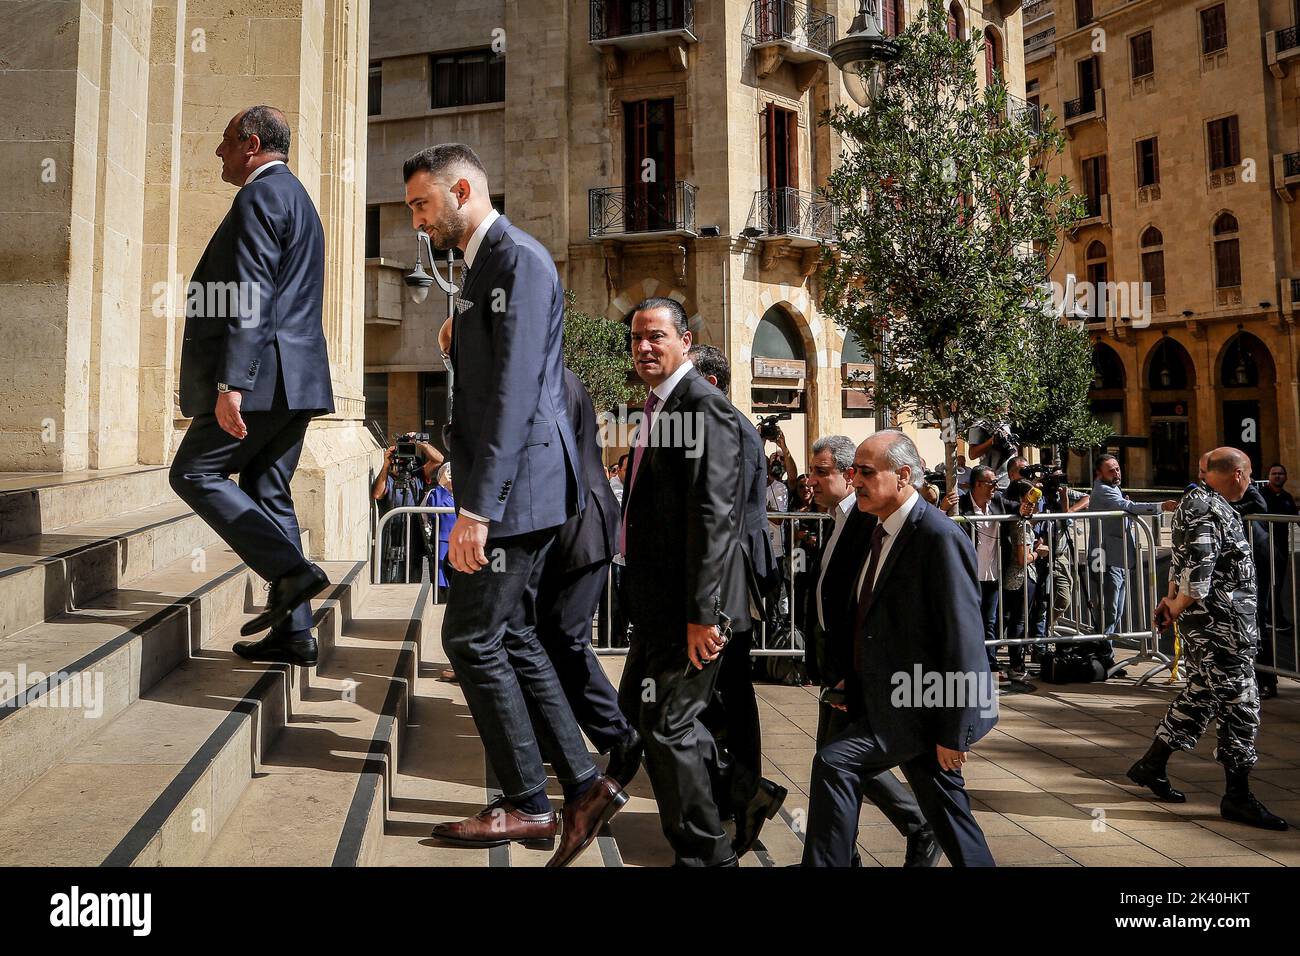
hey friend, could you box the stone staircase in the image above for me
[0,468,806,867]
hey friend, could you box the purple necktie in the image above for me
[618,390,660,556]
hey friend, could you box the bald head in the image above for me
[1204,446,1251,501]
[216,105,290,186]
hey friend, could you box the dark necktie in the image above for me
[617,390,661,556]
[852,523,888,670]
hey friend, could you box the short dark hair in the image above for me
[688,344,730,391]
[403,143,488,184]
[616,453,629,469]
[1268,462,1286,473]
[1094,453,1119,476]
[969,465,996,487]
[1005,479,1034,502]
[1008,455,1029,473]
[631,296,690,337]
[237,106,291,156]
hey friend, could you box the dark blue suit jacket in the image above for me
[448,215,583,536]
[854,497,998,754]
[551,368,619,572]
[179,164,334,417]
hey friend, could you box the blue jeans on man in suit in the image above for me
[441,529,598,802]
[979,580,1000,669]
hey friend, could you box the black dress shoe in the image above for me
[240,563,330,637]
[1221,793,1289,831]
[1126,759,1186,802]
[605,729,643,789]
[733,778,788,859]
[233,630,320,666]
[904,827,942,867]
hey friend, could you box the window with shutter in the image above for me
[1215,238,1241,288]
[1200,4,1227,54]
[1136,138,1159,187]
[1207,117,1239,170]
[429,49,506,109]
[1142,251,1166,296]
[1130,32,1154,79]
[1076,0,1094,27]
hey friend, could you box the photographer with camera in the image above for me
[967,410,1018,490]
[371,432,445,584]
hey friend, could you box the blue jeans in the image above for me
[441,528,597,802]
[979,580,1000,668]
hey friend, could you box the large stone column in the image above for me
[0,0,154,471]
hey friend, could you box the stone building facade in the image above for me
[1026,0,1300,487]
[1,0,375,558]
[366,0,1029,472]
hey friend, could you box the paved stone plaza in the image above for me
[381,625,1300,867]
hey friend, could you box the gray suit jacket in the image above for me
[1088,479,1160,567]
[448,215,584,537]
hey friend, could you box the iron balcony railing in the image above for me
[1285,151,1300,178]
[744,0,837,56]
[1064,90,1098,120]
[748,187,839,241]
[1023,0,1051,23]
[590,0,695,42]
[589,181,698,238]
[1006,93,1042,132]
[1279,25,1300,53]
[1026,26,1056,53]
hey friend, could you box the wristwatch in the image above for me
[216,383,231,393]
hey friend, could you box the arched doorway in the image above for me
[1086,342,1126,480]
[1145,336,1196,487]
[1219,331,1277,477]
[752,304,809,467]
[947,1,966,40]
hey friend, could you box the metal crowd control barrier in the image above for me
[951,510,1172,683]
[1244,513,1300,681]
[371,506,456,601]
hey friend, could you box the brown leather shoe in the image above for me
[546,775,628,868]
[430,799,557,849]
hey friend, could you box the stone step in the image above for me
[0,561,368,866]
[0,466,174,544]
[202,583,434,867]
[0,541,319,812]
[0,500,221,642]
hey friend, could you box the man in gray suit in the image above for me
[1088,454,1176,670]
[404,144,625,867]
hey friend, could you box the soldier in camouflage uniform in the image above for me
[1127,447,1288,831]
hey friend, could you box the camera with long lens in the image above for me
[390,431,430,481]
[1021,462,1067,503]
[923,469,947,494]
[756,412,791,442]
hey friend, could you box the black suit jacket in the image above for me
[812,505,874,685]
[179,164,334,417]
[551,369,619,572]
[448,214,584,536]
[623,366,754,635]
[853,497,998,754]
[736,409,776,613]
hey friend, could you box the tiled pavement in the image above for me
[379,651,1300,867]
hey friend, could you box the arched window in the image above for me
[1140,226,1165,298]
[1148,336,1192,391]
[1213,212,1241,289]
[1085,240,1108,319]
[1091,343,1125,391]
[947,1,964,40]
[752,305,806,411]
[883,0,904,38]
[1221,334,1260,389]
[984,27,1002,86]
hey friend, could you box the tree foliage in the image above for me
[562,290,638,412]
[820,5,1105,471]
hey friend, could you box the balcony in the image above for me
[589,181,698,241]
[1266,25,1300,77]
[1272,152,1300,201]
[746,188,838,247]
[1063,88,1104,137]
[1067,193,1110,241]
[1006,94,1042,133]
[1025,25,1056,62]
[1023,0,1052,25]
[590,0,697,48]
[1285,278,1300,317]
[364,259,408,327]
[745,0,837,85]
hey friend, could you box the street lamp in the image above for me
[829,0,900,108]
[404,230,459,305]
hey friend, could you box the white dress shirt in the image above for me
[815,492,858,631]
[970,496,999,582]
[854,489,921,598]
[243,159,286,186]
